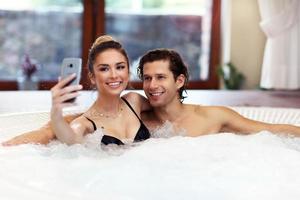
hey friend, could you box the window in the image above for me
[0,0,83,89]
[0,0,220,90]
[103,0,220,88]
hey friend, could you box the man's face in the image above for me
[142,60,183,107]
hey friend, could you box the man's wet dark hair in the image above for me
[137,48,189,102]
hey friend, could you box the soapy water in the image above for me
[1,125,300,200]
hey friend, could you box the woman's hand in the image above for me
[50,73,83,118]
[50,74,85,144]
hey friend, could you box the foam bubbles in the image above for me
[0,131,300,200]
[151,121,187,138]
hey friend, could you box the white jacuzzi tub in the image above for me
[0,91,300,200]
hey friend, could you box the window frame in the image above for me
[0,0,220,90]
[127,0,221,89]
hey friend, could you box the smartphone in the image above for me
[60,58,82,102]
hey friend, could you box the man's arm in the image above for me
[218,107,300,137]
[1,114,81,146]
[2,125,55,146]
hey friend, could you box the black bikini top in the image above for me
[85,97,150,145]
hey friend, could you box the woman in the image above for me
[3,35,151,146]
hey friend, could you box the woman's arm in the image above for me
[50,74,87,145]
[51,115,88,145]
[2,74,87,146]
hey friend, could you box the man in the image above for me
[3,49,300,146]
[137,49,300,137]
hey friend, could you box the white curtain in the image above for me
[258,0,300,89]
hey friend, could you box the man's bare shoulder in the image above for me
[187,104,233,118]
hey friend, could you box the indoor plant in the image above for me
[218,62,245,90]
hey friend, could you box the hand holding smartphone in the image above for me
[60,58,82,102]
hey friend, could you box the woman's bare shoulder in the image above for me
[59,113,81,123]
[122,91,143,101]
[68,114,87,128]
[70,112,96,134]
[122,92,151,112]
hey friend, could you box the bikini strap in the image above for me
[121,97,142,121]
[85,116,97,131]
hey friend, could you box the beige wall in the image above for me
[230,0,266,89]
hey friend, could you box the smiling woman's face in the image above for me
[90,48,129,96]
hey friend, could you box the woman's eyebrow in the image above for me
[116,61,126,65]
[96,61,126,67]
[95,63,109,68]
